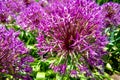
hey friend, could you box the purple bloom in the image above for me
[24,66,32,73]
[0,26,33,79]
[50,64,66,74]
[101,2,120,26]
[0,1,10,23]
[78,65,92,77]
[70,70,77,77]
[21,56,34,63]
[22,74,32,80]
[3,0,25,17]
[36,0,108,77]
[17,2,47,31]
[0,0,37,23]
[0,0,26,24]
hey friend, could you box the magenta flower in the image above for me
[17,2,48,31]
[3,0,25,17]
[101,2,120,26]
[0,26,33,79]
[0,0,36,22]
[70,70,77,77]
[0,1,10,24]
[36,0,108,77]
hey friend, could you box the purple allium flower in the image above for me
[78,64,92,77]
[0,26,33,79]
[36,0,108,77]
[50,63,66,74]
[17,2,47,31]
[22,74,32,80]
[0,1,10,23]
[3,0,25,17]
[21,56,34,63]
[70,70,77,77]
[24,65,32,73]
[101,2,120,26]
[19,56,34,73]
[0,0,37,23]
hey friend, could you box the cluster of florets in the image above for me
[0,27,34,79]
[36,0,108,77]
[101,2,120,27]
[0,1,9,23]
[17,2,48,31]
[0,0,36,24]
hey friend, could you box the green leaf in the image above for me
[106,63,113,71]
[36,72,45,79]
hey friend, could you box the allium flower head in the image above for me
[0,26,33,79]
[37,0,108,77]
[3,0,25,17]
[0,0,36,18]
[0,0,37,24]
[0,1,9,23]
[101,2,120,26]
[17,2,48,31]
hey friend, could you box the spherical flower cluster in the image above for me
[0,0,36,23]
[3,0,25,17]
[0,0,25,24]
[0,26,34,79]
[17,2,48,31]
[101,2,120,26]
[37,0,108,77]
[0,1,9,24]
